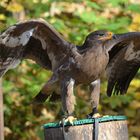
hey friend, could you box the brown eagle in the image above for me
[0,19,139,123]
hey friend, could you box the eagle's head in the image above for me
[86,30,115,43]
[86,30,114,42]
[76,30,117,53]
[82,30,116,49]
[81,30,116,49]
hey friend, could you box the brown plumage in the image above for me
[38,31,140,119]
[0,19,115,121]
[106,32,140,96]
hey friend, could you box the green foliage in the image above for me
[0,0,140,139]
[127,4,140,13]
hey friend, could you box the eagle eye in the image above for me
[98,33,104,36]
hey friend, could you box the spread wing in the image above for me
[0,19,70,76]
[106,32,140,96]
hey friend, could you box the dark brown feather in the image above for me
[106,32,140,96]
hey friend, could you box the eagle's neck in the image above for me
[76,40,105,54]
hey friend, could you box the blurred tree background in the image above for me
[0,0,140,139]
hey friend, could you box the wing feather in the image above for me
[106,32,140,96]
[0,19,70,75]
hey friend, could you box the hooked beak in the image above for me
[99,31,114,41]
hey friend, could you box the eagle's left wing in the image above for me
[106,32,140,96]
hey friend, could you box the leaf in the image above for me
[6,2,23,12]
[127,4,140,13]
[79,11,106,24]
[86,1,101,10]
[0,14,6,20]
[103,17,130,32]
[107,0,128,6]
[129,101,140,109]
[52,19,67,32]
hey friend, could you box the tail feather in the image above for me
[32,91,61,104]
[32,92,49,104]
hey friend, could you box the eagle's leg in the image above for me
[32,74,58,104]
[87,79,101,118]
[61,78,77,124]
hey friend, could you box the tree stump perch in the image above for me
[44,116,128,140]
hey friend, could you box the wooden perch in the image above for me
[44,116,128,140]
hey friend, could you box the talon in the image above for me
[60,116,77,125]
[92,113,101,118]
[65,116,77,125]
[87,107,102,119]
[87,113,101,119]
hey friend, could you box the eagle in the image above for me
[36,31,140,120]
[0,19,139,123]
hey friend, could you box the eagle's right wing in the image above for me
[0,19,70,76]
